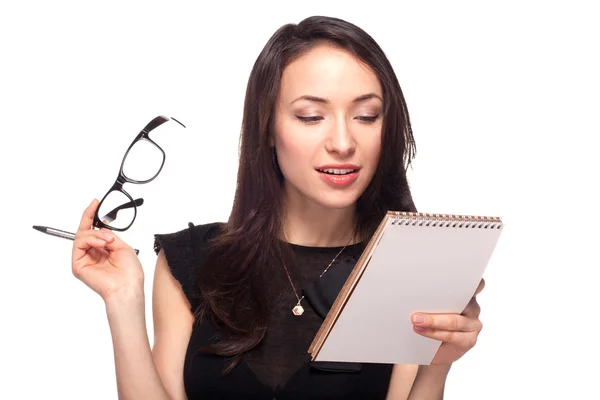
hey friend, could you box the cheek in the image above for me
[276,135,303,160]
[361,134,382,170]
[274,121,316,166]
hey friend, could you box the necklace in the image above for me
[282,235,353,316]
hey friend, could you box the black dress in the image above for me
[154,222,393,400]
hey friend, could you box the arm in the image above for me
[386,364,419,399]
[386,364,450,400]
[105,249,194,400]
[151,249,195,399]
[406,365,451,399]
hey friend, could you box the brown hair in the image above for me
[196,15,417,373]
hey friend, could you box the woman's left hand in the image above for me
[411,278,485,365]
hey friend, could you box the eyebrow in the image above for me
[290,93,383,105]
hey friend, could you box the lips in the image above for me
[316,164,360,186]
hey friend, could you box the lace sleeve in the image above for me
[153,222,223,312]
[154,223,202,312]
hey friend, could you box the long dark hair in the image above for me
[196,15,417,372]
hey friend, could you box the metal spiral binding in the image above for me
[389,212,502,229]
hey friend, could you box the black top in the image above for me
[154,222,393,400]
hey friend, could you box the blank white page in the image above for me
[314,219,504,364]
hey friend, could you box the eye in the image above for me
[356,114,380,123]
[296,115,324,124]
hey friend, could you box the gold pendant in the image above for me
[292,304,304,316]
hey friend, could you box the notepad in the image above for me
[308,211,504,365]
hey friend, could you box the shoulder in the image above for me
[154,221,223,256]
[153,221,224,310]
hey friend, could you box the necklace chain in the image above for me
[282,235,354,316]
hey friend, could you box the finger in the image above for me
[412,313,482,332]
[77,230,116,244]
[72,232,109,259]
[72,230,114,260]
[462,297,481,318]
[77,226,134,256]
[92,229,131,254]
[474,278,485,296]
[413,327,479,350]
[77,199,99,232]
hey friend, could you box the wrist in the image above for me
[417,363,452,378]
[104,285,145,316]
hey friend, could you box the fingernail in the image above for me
[103,233,113,240]
[414,326,427,332]
[413,314,426,324]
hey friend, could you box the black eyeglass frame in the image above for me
[93,115,185,232]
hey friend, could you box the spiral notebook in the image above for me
[308,211,504,365]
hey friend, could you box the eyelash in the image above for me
[296,114,380,124]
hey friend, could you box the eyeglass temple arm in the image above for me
[100,198,144,222]
[142,115,186,133]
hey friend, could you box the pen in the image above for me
[32,225,140,255]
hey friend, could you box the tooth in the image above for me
[319,168,355,175]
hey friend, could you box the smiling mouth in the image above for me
[317,168,357,175]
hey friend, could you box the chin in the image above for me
[311,190,362,210]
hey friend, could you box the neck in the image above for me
[281,190,357,248]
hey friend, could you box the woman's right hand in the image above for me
[71,199,145,303]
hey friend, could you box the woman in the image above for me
[72,16,484,399]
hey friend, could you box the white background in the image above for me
[1,1,598,399]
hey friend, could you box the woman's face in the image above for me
[273,43,383,211]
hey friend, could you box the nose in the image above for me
[325,116,356,157]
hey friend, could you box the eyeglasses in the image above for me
[33,115,185,256]
[32,199,145,254]
[93,115,186,232]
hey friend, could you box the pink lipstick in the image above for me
[316,164,360,187]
